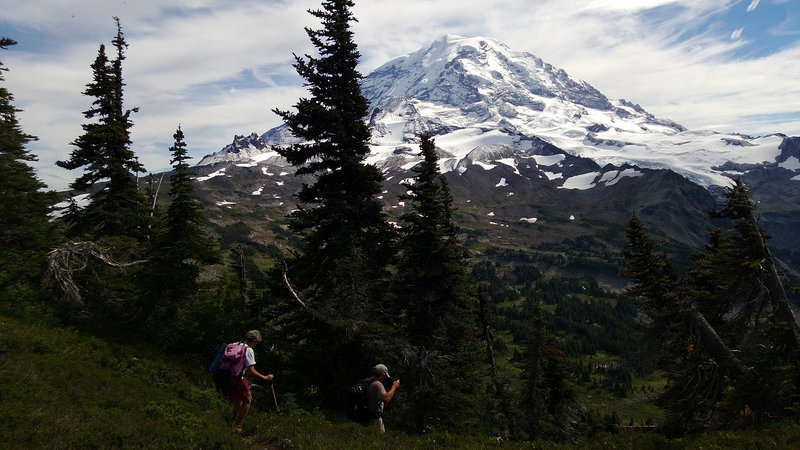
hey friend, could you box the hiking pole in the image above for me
[270,382,280,413]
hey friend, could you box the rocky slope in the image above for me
[192,35,799,277]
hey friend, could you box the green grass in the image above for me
[0,314,246,449]
[1,313,799,449]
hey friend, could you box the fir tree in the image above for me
[271,0,396,404]
[393,135,486,433]
[49,20,150,332]
[519,296,573,441]
[397,136,466,348]
[0,37,61,292]
[57,18,147,240]
[620,213,685,340]
[136,126,218,329]
[162,126,217,265]
[621,185,800,435]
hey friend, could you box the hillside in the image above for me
[3,312,799,449]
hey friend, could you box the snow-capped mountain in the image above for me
[199,35,798,192]
[195,35,799,268]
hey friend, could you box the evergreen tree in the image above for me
[271,0,396,404]
[49,20,150,332]
[0,37,61,293]
[519,296,573,441]
[162,126,217,266]
[57,18,147,240]
[397,136,466,348]
[136,126,219,330]
[393,134,485,432]
[620,213,685,343]
[621,185,800,435]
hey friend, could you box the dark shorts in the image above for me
[220,377,250,400]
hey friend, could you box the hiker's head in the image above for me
[372,364,390,380]
[244,330,262,345]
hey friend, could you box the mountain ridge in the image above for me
[190,35,799,275]
[198,35,796,190]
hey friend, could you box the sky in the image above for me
[1,0,799,191]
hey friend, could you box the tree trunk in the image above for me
[746,211,800,357]
[689,309,743,377]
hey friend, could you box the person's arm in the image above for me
[381,379,400,403]
[246,365,274,383]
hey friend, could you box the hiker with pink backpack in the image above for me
[211,330,274,433]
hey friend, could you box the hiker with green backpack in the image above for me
[212,330,274,433]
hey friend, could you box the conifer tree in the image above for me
[57,18,147,240]
[49,20,150,331]
[0,37,61,292]
[620,213,685,339]
[393,135,486,432]
[519,297,572,441]
[271,0,396,403]
[622,184,800,434]
[136,126,218,329]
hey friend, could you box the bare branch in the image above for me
[45,241,148,303]
[281,260,329,323]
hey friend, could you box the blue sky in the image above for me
[1,0,798,190]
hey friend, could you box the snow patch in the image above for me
[599,168,644,186]
[543,171,563,180]
[560,172,601,190]
[401,160,421,171]
[496,158,520,175]
[51,193,92,218]
[780,156,800,171]
[197,168,226,182]
[474,161,497,170]
[251,150,281,163]
[531,154,566,166]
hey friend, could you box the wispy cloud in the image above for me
[1,0,799,190]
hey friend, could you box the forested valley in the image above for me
[2,1,799,448]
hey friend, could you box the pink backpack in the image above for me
[212,343,248,387]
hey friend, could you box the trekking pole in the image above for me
[271,382,280,413]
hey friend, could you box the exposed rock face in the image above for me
[192,35,799,268]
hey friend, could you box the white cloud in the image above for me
[2,0,799,190]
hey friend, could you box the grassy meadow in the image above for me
[1,312,799,449]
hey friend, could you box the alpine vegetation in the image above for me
[2,0,799,447]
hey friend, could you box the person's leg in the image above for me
[367,418,385,432]
[236,391,253,423]
[230,397,243,426]
[229,379,251,433]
